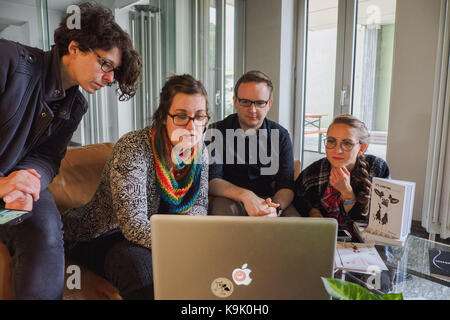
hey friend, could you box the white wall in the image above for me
[0,0,63,48]
[245,1,279,126]
[175,0,193,74]
[244,0,296,138]
[386,0,442,221]
[0,0,41,47]
[278,0,296,137]
[1,23,30,44]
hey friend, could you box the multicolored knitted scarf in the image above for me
[151,127,202,214]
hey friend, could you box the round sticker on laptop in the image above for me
[211,277,234,298]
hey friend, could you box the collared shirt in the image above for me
[206,113,294,198]
[0,39,88,190]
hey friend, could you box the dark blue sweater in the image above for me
[206,113,295,197]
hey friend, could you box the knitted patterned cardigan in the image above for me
[62,126,209,250]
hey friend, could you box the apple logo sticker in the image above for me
[232,263,252,286]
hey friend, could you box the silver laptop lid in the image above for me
[151,215,337,300]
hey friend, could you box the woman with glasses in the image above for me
[62,74,210,299]
[292,114,390,234]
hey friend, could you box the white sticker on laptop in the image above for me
[232,263,252,286]
[211,277,234,298]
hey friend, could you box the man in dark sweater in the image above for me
[207,70,299,217]
[0,3,141,299]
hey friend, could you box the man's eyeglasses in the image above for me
[323,137,360,152]
[168,113,210,126]
[90,48,120,74]
[237,97,270,109]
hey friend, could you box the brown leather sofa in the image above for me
[0,141,302,300]
[0,143,121,300]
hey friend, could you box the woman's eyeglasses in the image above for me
[168,113,210,126]
[323,137,360,152]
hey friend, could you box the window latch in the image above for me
[340,88,347,107]
[215,90,221,106]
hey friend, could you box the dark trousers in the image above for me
[70,229,154,300]
[0,189,65,300]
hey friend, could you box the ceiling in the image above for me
[2,0,92,12]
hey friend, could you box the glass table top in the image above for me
[334,234,450,300]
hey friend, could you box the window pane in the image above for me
[352,0,396,160]
[302,0,339,168]
[224,0,235,118]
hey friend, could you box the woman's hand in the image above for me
[329,167,354,199]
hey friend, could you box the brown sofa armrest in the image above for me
[48,143,114,214]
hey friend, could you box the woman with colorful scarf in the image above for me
[292,114,390,237]
[62,74,210,299]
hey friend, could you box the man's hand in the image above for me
[0,169,41,202]
[242,192,277,217]
[329,167,353,199]
[264,198,280,217]
[4,190,33,211]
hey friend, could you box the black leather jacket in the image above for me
[0,39,88,190]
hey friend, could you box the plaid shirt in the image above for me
[292,155,390,223]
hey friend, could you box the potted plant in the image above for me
[321,277,403,300]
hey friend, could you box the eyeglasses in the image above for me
[323,137,360,152]
[168,113,210,126]
[237,97,270,108]
[90,48,120,74]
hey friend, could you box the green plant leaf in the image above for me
[380,293,403,300]
[321,277,383,300]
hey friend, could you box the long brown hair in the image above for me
[151,74,209,166]
[329,114,371,213]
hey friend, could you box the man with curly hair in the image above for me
[0,2,142,299]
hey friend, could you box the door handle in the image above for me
[340,88,347,107]
[215,90,221,106]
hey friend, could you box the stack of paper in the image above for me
[334,242,388,274]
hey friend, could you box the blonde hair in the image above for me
[329,114,370,145]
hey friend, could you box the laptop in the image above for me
[151,215,337,300]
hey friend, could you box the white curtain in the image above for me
[130,6,163,130]
[422,0,450,239]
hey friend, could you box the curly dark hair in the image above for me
[54,2,142,101]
